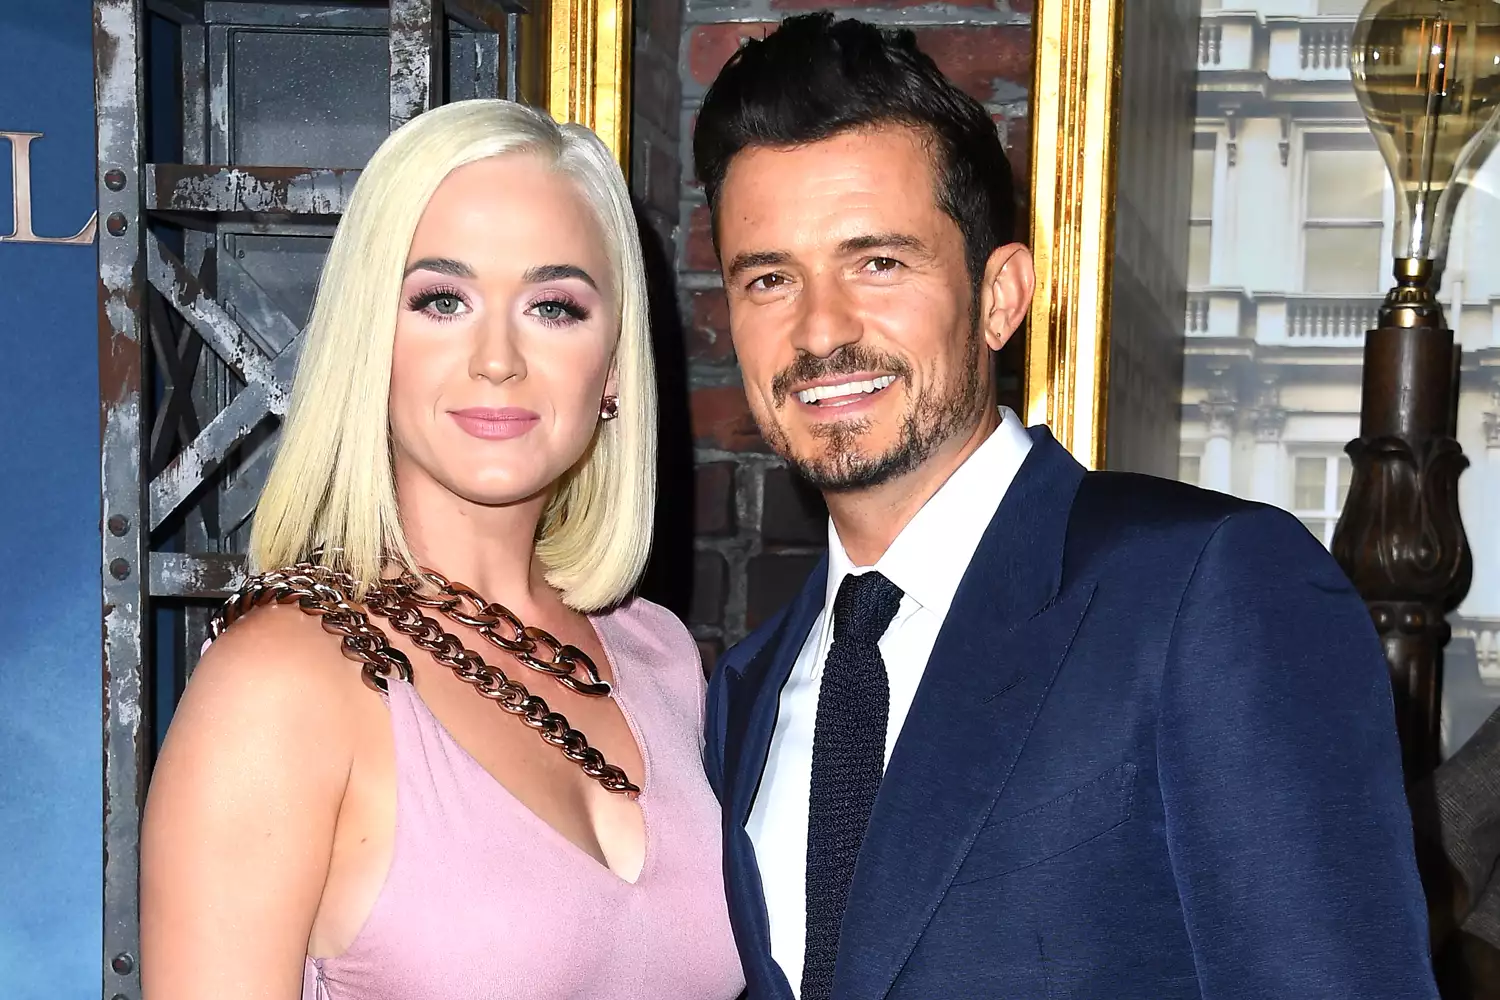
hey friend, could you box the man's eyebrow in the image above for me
[839,233,932,257]
[726,250,793,281]
[403,256,475,279]
[724,234,932,281]
[523,263,599,290]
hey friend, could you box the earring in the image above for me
[600,395,619,421]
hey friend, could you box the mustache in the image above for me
[770,346,912,407]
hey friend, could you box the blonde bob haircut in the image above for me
[250,99,656,612]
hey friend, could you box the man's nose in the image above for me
[789,271,863,360]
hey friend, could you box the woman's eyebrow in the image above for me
[523,263,599,290]
[404,257,475,279]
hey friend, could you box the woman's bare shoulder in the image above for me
[142,604,379,996]
[197,601,371,688]
[177,601,383,749]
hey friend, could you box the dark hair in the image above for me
[693,13,1017,288]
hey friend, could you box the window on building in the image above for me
[1178,454,1202,486]
[1189,140,1215,288]
[1291,454,1353,547]
[1302,145,1385,294]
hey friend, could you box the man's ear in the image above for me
[978,243,1036,352]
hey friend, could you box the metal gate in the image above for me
[91,1,627,994]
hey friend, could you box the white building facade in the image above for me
[1180,0,1500,753]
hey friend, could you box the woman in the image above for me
[140,99,744,1000]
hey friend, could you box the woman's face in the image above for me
[389,154,618,510]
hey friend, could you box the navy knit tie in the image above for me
[801,570,904,1000]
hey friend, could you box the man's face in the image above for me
[715,126,997,492]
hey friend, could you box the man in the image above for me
[695,13,1437,1000]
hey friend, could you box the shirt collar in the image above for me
[824,406,1034,620]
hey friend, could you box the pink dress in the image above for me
[301,598,745,999]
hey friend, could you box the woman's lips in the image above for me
[449,407,540,440]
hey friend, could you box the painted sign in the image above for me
[1,131,98,244]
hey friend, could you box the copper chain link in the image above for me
[208,562,640,797]
[395,567,613,698]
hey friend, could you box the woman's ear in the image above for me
[978,243,1037,352]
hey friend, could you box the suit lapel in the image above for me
[724,559,827,827]
[720,560,826,1000]
[833,430,1092,1000]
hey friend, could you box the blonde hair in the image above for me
[250,99,656,612]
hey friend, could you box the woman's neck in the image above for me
[394,464,556,615]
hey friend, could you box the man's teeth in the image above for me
[795,375,897,405]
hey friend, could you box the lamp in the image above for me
[1334,0,1500,790]
[1335,11,1500,989]
[1351,1,1500,274]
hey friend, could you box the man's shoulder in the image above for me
[718,606,793,678]
[715,552,826,679]
[1067,469,1335,583]
[1079,469,1253,522]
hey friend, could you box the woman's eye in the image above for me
[407,289,469,318]
[528,298,586,324]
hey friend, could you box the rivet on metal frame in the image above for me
[105,212,128,237]
[108,514,130,536]
[109,558,132,581]
[110,952,135,975]
[104,168,127,191]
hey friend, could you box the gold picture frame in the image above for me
[541,0,1117,441]
[534,0,632,172]
[1026,0,1125,470]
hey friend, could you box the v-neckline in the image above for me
[405,611,654,886]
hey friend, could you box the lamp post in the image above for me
[1333,0,1500,786]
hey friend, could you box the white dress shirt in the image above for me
[744,407,1034,993]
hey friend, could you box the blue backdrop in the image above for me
[0,0,105,995]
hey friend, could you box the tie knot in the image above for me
[830,571,904,645]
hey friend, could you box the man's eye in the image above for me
[749,273,786,292]
[866,257,900,273]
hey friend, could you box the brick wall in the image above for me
[636,0,1036,662]
[631,0,685,248]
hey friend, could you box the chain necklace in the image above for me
[391,567,613,698]
[208,562,640,797]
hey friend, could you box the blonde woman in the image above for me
[139,100,744,1000]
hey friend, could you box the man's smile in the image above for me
[793,374,898,406]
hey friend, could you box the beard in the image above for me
[760,323,986,494]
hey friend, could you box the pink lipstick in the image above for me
[450,407,540,440]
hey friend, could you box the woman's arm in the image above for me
[141,607,359,1000]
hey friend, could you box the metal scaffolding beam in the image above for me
[146,164,362,216]
[92,2,526,995]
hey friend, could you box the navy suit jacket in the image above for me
[704,427,1438,1000]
